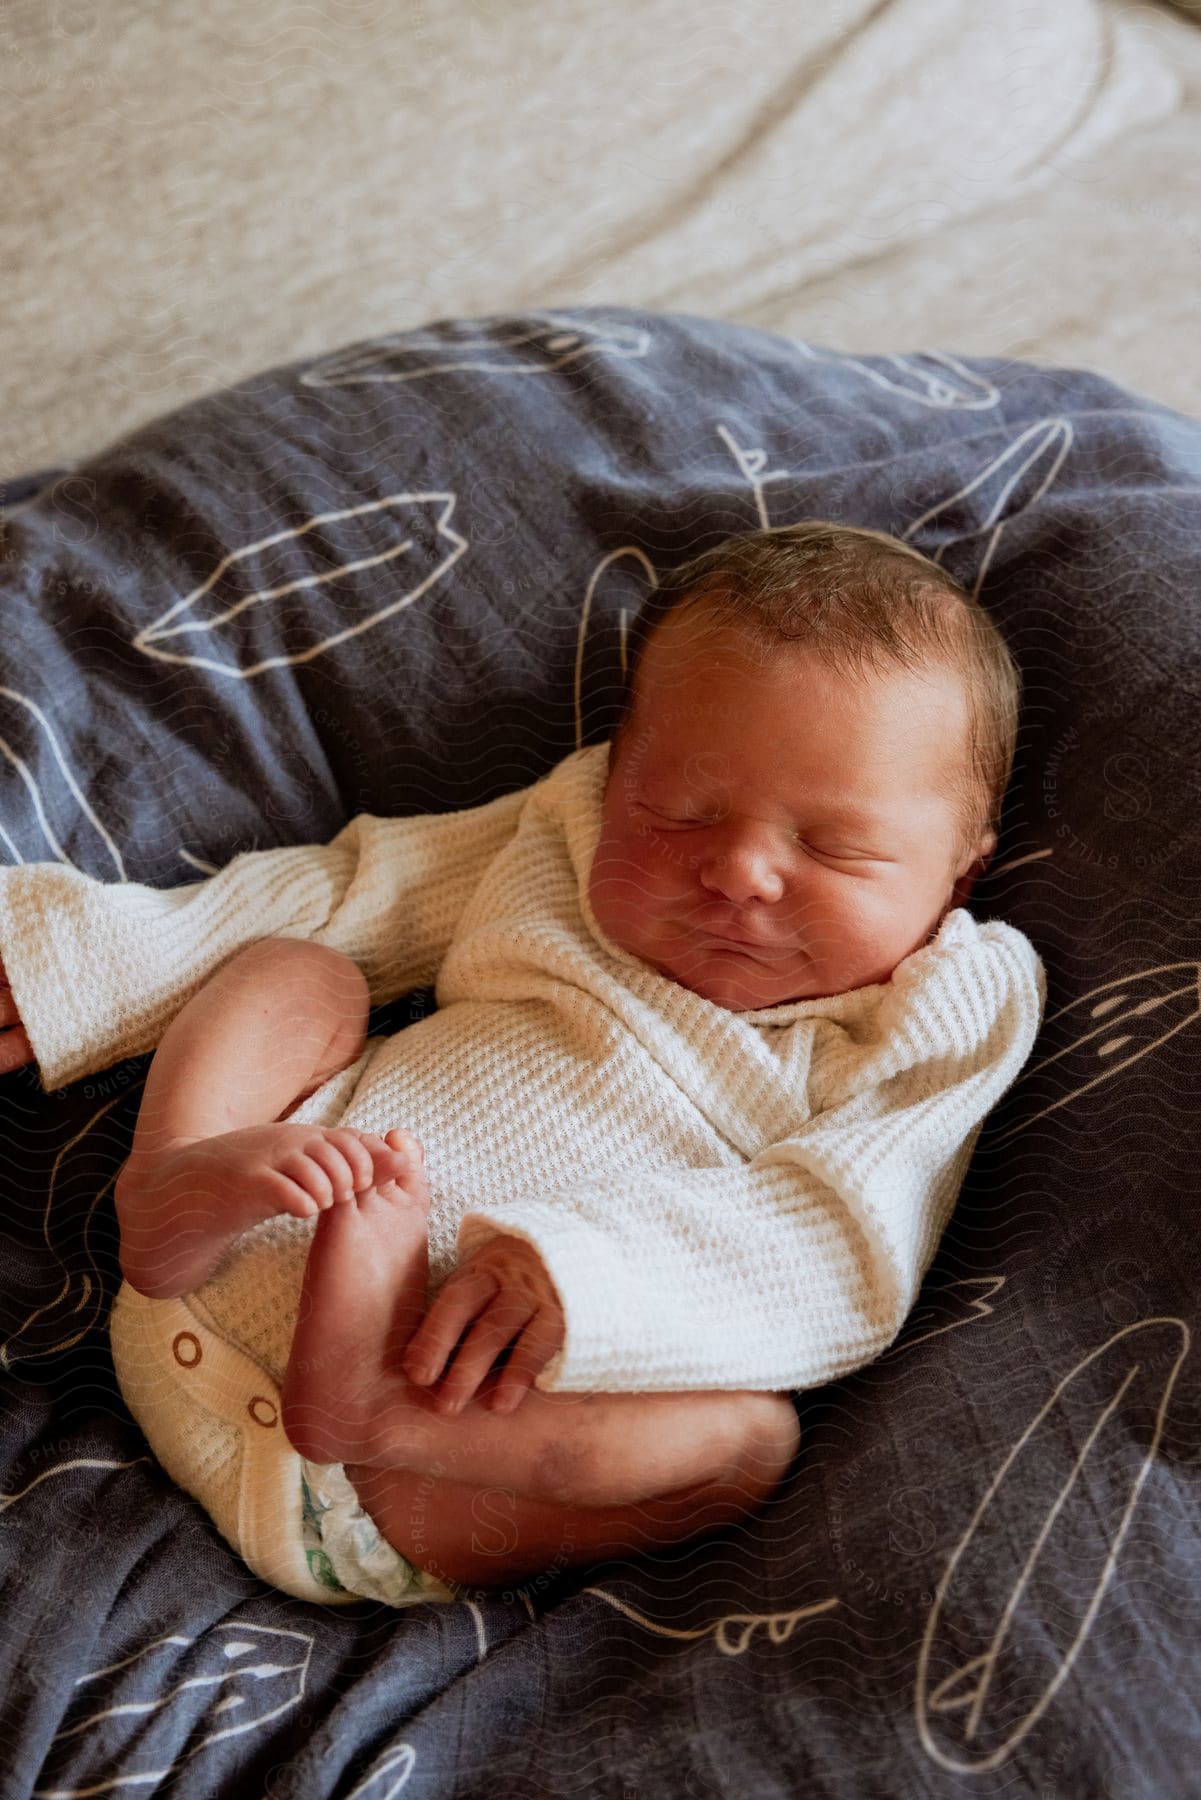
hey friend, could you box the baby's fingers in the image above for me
[431,1299,537,1415]
[488,1310,565,1414]
[277,1147,337,1209]
[0,963,31,1046]
[302,1135,363,1202]
[403,1261,499,1387]
[319,1129,377,1192]
[0,1024,34,1074]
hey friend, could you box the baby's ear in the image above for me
[950,865,982,910]
[949,829,997,911]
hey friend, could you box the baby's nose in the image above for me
[695,837,787,905]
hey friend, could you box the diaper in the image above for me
[299,1459,461,1606]
[110,1280,461,1608]
[108,1040,461,1609]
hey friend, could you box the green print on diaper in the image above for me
[299,1460,454,1605]
[301,1470,352,1594]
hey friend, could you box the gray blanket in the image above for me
[0,307,1197,1798]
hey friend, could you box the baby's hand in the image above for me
[0,955,34,1073]
[402,1237,565,1417]
[116,1122,427,1301]
[168,1123,416,1215]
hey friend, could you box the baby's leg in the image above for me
[114,937,393,1298]
[283,1132,435,1462]
[344,1455,792,1594]
[281,1159,801,1564]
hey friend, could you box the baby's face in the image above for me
[589,609,988,1010]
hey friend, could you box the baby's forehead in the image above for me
[637,647,966,724]
[628,666,967,797]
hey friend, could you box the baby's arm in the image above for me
[113,933,418,1300]
[449,921,1046,1396]
[401,1234,567,1415]
[0,781,528,1092]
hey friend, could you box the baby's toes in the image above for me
[383,1127,424,1172]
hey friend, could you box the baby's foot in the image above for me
[282,1129,432,1464]
[115,1122,419,1301]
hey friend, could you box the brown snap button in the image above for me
[172,1332,201,1368]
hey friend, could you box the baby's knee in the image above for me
[231,936,366,996]
[733,1391,801,1501]
[651,1390,799,1508]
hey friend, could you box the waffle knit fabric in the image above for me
[0,739,1045,1395]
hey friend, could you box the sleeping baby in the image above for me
[0,519,1045,1600]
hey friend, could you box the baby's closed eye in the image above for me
[637,801,886,866]
[638,804,711,827]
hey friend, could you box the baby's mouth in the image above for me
[710,941,792,964]
[678,923,795,962]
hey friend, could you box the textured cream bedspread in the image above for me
[0,0,1196,473]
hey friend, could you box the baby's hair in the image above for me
[613,519,1021,867]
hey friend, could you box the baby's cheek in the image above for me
[659,832,706,883]
[624,841,678,903]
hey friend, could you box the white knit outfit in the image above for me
[0,741,1044,1604]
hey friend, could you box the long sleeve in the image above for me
[0,784,529,1093]
[455,919,1045,1394]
